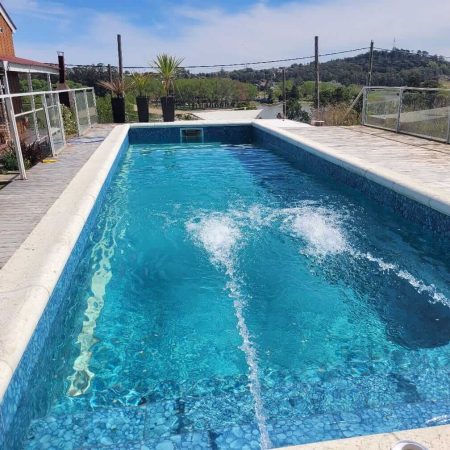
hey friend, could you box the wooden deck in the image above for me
[0,124,114,268]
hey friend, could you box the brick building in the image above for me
[0,2,58,147]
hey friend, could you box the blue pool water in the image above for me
[21,141,450,449]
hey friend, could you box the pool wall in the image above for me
[0,120,449,449]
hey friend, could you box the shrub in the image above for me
[0,140,50,171]
[286,100,311,123]
[61,105,78,136]
[96,95,113,123]
[314,104,360,126]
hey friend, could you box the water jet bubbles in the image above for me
[281,205,350,258]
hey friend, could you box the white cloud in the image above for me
[8,0,450,69]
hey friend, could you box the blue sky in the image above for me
[3,0,449,70]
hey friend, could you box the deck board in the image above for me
[0,124,114,268]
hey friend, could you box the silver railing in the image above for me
[0,87,97,180]
[362,86,450,143]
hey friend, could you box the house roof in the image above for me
[0,55,59,75]
[0,2,17,32]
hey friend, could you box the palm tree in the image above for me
[153,54,184,96]
[97,78,128,98]
[153,54,184,121]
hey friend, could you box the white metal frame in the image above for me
[362,86,450,144]
[0,87,97,180]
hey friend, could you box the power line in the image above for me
[374,47,450,59]
[63,46,371,70]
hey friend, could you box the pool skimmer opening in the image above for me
[180,128,204,144]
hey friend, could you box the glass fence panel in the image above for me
[86,90,98,125]
[365,88,400,130]
[75,90,89,134]
[16,112,38,146]
[15,110,52,164]
[399,90,450,141]
[45,93,64,153]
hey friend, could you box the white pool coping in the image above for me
[276,423,450,450]
[0,119,449,448]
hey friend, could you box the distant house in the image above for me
[0,2,58,147]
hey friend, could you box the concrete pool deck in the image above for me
[279,423,450,450]
[0,119,449,449]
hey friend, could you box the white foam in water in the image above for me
[186,213,272,449]
[275,204,449,306]
[363,253,450,307]
[281,206,350,257]
[186,214,241,270]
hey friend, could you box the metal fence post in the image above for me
[5,97,27,180]
[83,89,91,128]
[27,72,40,141]
[73,92,81,136]
[361,87,368,125]
[396,88,404,133]
[56,93,66,147]
[3,64,27,180]
[92,89,97,114]
[446,104,450,144]
[42,94,56,157]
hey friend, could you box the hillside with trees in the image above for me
[222,49,450,87]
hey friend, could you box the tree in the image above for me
[286,99,310,123]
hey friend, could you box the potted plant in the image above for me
[130,73,151,122]
[98,78,128,123]
[153,54,183,122]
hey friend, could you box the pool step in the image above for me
[23,366,450,449]
[23,398,450,449]
[266,398,450,448]
[52,361,450,419]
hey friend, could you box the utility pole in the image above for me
[117,34,123,84]
[367,40,374,87]
[314,36,320,115]
[282,68,286,118]
[107,64,112,83]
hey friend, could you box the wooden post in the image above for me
[314,36,319,115]
[282,68,286,118]
[107,64,112,83]
[117,34,123,84]
[367,40,374,87]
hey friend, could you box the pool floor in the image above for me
[19,142,450,449]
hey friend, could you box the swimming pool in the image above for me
[3,124,450,449]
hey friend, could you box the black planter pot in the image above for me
[111,97,126,123]
[160,96,175,122]
[136,96,149,122]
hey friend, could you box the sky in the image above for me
[3,0,450,71]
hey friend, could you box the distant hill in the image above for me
[215,49,450,87]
